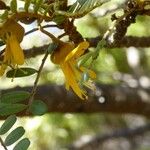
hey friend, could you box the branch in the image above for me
[68,123,150,150]
[87,36,150,48]
[23,44,49,58]
[23,36,150,59]
[1,84,150,119]
[27,49,49,113]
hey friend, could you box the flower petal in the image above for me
[65,41,89,62]
[69,60,81,81]
[51,42,75,64]
[0,64,7,76]
[0,19,25,42]
[4,44,11,63]
[61,63,87,100]
[8,34,24,65]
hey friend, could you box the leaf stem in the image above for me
[26,25,60,114]
[40,25,62,44]
[25,24,58,36]
[26,50,49,114]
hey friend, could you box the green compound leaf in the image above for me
[10,0,17,13]
[0,10,8,21]
[13,138,30,150]
[65,0,108,18]
[6,67,37,78]
[53,15,65,25]
[0,103,27,116]
[0,91,30,104]
[0,115,17,135]
[30,100,48,116]
[79,0,91,12]
[77,52,92,68]
[34,0,43,13]
[24,0,31,12]
[4,127,25,146]
[77,0,87,5]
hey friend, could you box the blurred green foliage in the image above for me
[22,114,127,150]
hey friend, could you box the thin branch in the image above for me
[11,12,52,22]
[25,24,58,36]
[23,44,49,58]
[58,33,67,39]
[1,84,150,119]
[1,35,150,61]
[21,36,150,60]
[87,36,150,48]
[27,24,60,113]
[27,50,49,113]
[40,25,62,44]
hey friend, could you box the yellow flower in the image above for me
[0,19,25,76]
[51,41,96,100]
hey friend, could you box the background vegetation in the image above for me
[0,0,150,150]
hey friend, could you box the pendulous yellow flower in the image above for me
[51,41,96,100]
[0,19,25,76]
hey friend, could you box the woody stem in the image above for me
[26,50,49,114]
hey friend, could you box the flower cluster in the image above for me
[0,19,96,100]
[51,41,96,100]
[0,19,25,76]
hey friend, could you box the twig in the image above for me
[26,24,60,113]
[1,83,150,119]
[0,137,8,150]
[25,24,58,36]
[11,12,51,22]
[27,50,49,113]
[1,35,150,62]
[58,33,67,39]
[40,25,62,44]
